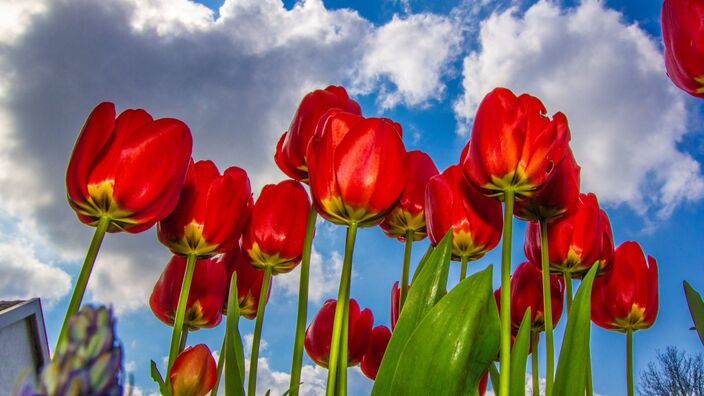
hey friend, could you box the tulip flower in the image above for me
[241,180,311,395]
[150,255,227,330]
[307,110,408,227]
[275,86,362,181]
[58,102,192,353]
[662,0,704,98]
[304,299,373,368]
[425,165,503,278]
[525,193,614,280]
[591,241,658,396]
[391,281,401,330]
[170,344,217,396]
[514,148,580,222]
[361,325,392,380]
[221,246,268,320]
[494,262,564,332]
[380,150,439,240]
[462,88,571,200]
[158,160,253,258]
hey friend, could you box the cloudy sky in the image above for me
[0,0,702,394]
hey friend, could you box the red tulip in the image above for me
[591,242,658,332]
[150,255,227,330]
[494,262,564,332]
[304,299,373,367]
[221,245,269,320]
[170,344,217,396]
[462,88,571,199]
[525,193,614,277]
[157,160,252,257]
[514,148,580,222]
[380,150,439,240]
[241,180,311,274]
[307,110,408,227]
[662,0,704,98]
[361,325,392,380]
[425,165,503,261]
[391,281,401,330]
[275,86,362,181]
[478,371,488,396]
[66,102,192,233]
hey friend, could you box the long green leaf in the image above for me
[150,360,168,396]
[225,273,246,396]
[488,363,500,394]
[553,265,598,395]
[411,243,435,283]
[386,266,500,395]
[510,309,531,396]
[372,231,452,395]
[684,280,704,345]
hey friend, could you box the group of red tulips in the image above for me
[38,1,704,395]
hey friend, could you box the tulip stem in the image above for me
[178,327,189,353]
[499,189,514,396]
[325,223,358,396]
[289,207,318,396]
[55,215,110,355]
[400,230,414,309]
[166,253,198,376]
[460,256,468,281]
[248,265,273,396]
[531,329,540,396]
[539,220,555,396]
[563,272,573,314]
[211,336,226,396]
[626,329,634,396]
[337,300,349,396]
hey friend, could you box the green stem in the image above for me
[211,336,226,396]
[399,230,414,309]
[166,253,198,375]
[586,352,594,396]
[336,300,349,396]
[325,223,358,396]
[539,220,555,396]
[247,266,273,396]
[626,329,634,396]
[499,189,514,396]
[289,207,317,396]
[531,330,540,396]
[55,216,110,353]
[564,272,573,314]
[178,328,188,354]
[460,255,468,281]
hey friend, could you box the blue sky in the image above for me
[0,0,702,395]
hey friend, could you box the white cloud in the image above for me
[274,247,342,304]
[354,13,462,108]
[454,0,703,219]
[0,0,47,43]
[0,235,70,307]
[127,0,214,35]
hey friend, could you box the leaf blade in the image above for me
[684,280,704,345]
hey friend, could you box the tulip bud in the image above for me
[591,242,658,332]
[275,86,362,181]
[170,344,217,396]
[514,148,581,222]
[221,245,269,319]
[66,102,192,233]
[662,0,704,98]
[304,299,373,367]
[380,150,439,240]
[425,165,503,261]
[494,262,564,332]
[157,160,253,257]
[462,88,571,199]
[150,255,227,330]
[524,193,614,278]
[361,325,392,380]
[241,180,311,274]
[307,110,409,227]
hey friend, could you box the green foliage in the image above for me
[510,309,532,396]
[225,273,246,396]
[684,281,704,345]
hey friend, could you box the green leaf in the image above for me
[372,231,452,394]
[150,360,168,396]
[510,309,531,396]
[684,280,704,345]
[411,243,435,283]
[225,273,246,396]
[488,363,500,393]
[553,265,598,395]
[383,266,500,395]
